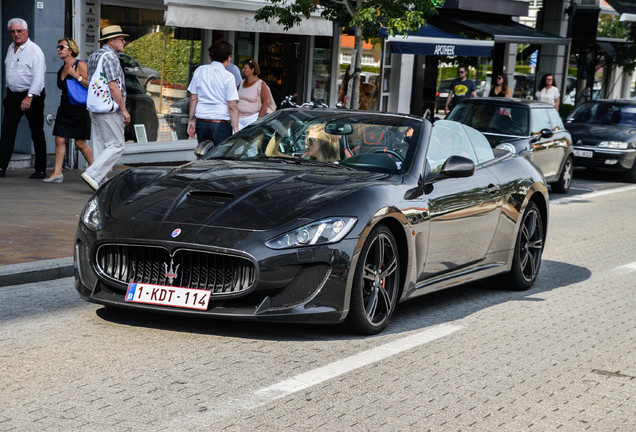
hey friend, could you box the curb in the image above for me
[0,257,74,287]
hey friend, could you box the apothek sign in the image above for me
[433,45,456,56]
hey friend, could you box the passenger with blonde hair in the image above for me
[305,123,340,162]
[44,37,93,183]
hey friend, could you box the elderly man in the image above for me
[80,25,131,190]
[0,18,47,179]
[187,41,239,146]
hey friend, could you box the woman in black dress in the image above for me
[489,73,511,98]
[44,37,93,183]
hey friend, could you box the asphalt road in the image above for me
[1,177,635,431]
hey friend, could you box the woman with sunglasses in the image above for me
[305,124,340,162]
[237,59,273,130]
[44,38,93,183]
[489,73,511,98]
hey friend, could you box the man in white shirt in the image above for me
[187,41,239,148]
[0,18,47,179]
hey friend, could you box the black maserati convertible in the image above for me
[74,110,549,334]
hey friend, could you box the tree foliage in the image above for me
[612,22,636,74]
[124,28,201,86]
[255,0,443,108]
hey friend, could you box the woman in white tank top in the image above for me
[237,59,272,130]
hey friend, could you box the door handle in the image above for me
[486,184,500,195]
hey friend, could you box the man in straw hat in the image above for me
[80,24,130,190]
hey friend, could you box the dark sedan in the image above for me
[164,97,189,140]
[74,110,549,335]
[448,98,574,193]
[122,66,159,142]
[564,99,636,182]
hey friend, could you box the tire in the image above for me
[344,225,400,335]
[499,201,545,291]
[624,161,636,183]
[551,155,573,194]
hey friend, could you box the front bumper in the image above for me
[74,222,358,325]
[573,146,636,171]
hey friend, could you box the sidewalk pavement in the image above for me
[0,168,114,286]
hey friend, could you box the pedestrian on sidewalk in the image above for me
[81,25,130,191]
[445,65,477,115]
[186,41,239,148]
[536,73,560,110]
[237,59,272,130]
[0,18,47,179]
[44,37,93,184]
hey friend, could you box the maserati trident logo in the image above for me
[164,259,180,285]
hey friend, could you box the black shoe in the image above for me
[0,170,5,178]
[29,171,46,179]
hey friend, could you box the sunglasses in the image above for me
[497,76,504,80]
[9,29,24,34]
[56,45,69,50]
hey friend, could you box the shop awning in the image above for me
[437,14,570,45]
[605,0,636,21]
[384,24,494,57]
[164,0,333,36]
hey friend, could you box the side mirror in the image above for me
[194,139,215,159]
[440,155,475,178]
[540,128,554,139]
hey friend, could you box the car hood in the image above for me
[565,123,636,144]
[107,160,387,230]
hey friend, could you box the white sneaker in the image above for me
[81,172,99,191]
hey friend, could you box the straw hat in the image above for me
[98,25,129,42]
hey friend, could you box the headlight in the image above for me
[266,217,357,249]
[496,143,516,154]
[598,141,629,150]
[81,196,103,231]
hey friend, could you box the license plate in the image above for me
[125,282,211,310]
[574,149,593,158]
[180,117,188,124]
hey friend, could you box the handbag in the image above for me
[66,60,87,107]
[257,80,277,114]
[86,53,120,113]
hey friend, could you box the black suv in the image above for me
[447,98,574,193]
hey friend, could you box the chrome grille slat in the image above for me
[96,244,255,295]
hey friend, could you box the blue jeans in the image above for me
[195,120,232,146]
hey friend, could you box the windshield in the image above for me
[204,110,422,174]
[447,103,529,136]
[567,102,636,127]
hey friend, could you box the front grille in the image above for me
[96,244,255,295]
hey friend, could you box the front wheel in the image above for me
[551,156,573,193]
[625,161,636,183]
[499,201,545,291]
[345,225,400,335]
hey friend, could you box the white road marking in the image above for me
[552,185,636,205]
[212,323,462,416]
[615,262,636,275]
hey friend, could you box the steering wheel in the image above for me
[369,148,405,162]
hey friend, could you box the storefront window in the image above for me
[311,37,332,105]
[336,34,382,110]
[101,5,200,142]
